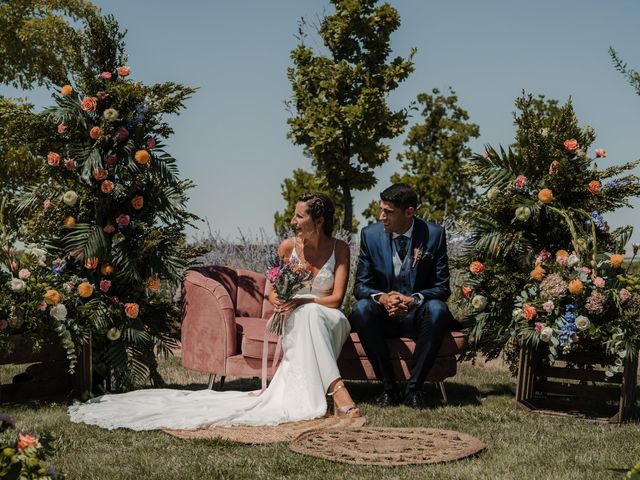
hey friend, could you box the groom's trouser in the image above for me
[349,298,451,393]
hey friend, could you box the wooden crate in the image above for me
[516,343,638,423]
[0,335,92,402]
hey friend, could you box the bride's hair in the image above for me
[299,193,335,236]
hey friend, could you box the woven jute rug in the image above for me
[163,415,366,444]
[288,427,485,466]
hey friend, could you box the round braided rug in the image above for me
[288,427,485,466]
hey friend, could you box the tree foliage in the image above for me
[363,88,480,223]
[609,47,640,97]
[286,0,414,231]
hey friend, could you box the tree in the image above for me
[0,0,99,89]
[286,0,414,231]
[363,88,480,223]
[273,168,357,236]
[610,47,640,96]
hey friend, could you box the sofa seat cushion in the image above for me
[339,331,467,360]
[236,317,280,360]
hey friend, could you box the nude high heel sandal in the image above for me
[327,383,361,418]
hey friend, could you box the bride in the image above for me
[68,193,360,430]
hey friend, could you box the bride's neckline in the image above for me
[291,237,336,282]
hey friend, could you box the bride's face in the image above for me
[291,202,319,239]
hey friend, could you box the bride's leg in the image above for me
[327,378,360,416]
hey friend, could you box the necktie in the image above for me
[395,236,409,260]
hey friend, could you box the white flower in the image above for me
[471,295,487,311]
[23,245,47,266]
[539,128,549,137]
[515,207,531,222]
[106,327,121,341]
[103,108,119,121]
[487,187,499,201]
[512,308,523,320]
[567,253,580,267]
[575,315,590,331]
[542,300,554,313]
[62,190,78,207]
[540,327,554,342]
[10,278,26,293]
[50,304,68,321]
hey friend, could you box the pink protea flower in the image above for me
[514,175,527,189]
[266,267,281,282]
[96,90,107,100]
[99,280,112,293]
[535,249,551,265]
[64,158,76,169]
[534,322,543,333]
[116,214,130,227]
[146,137,157,149]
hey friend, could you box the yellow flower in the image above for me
[610,254,624,269]
[77,282,93,298]
[568,279,584,295]
[63,216,76,228]
[60,84,73,97]
[555,249,569,258]
[530,265,546,282]
[538,188,553,204]
[134,150,150,165]
[44,289,61,305]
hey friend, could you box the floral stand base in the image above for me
[0,335,91,402]
[515,344,638,423]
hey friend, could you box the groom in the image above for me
[350,183,458,408]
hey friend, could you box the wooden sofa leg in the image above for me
[219,376,226,390]
[208,374,216,390]
[436,382,448,403]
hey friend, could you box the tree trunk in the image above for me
[342,185,353,234]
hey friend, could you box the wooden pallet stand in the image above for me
[0,335,92,402]
[516,343,638,423]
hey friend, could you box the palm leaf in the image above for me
[62,223,108,260]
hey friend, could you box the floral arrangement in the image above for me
[0,414,62,479]
[457,94,640,369]
[6,27,202,391]
[265,254,312,335]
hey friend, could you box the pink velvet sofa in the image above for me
[181,266,468,401]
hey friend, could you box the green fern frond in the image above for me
[62,223,108,259]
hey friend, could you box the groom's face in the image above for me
[379,201,414,234]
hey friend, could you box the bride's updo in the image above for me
[299,193,335,236]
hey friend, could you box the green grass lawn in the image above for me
[1,357,639,480]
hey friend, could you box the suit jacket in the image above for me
[354,218,451,302]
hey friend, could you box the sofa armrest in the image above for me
[181,269,237,374]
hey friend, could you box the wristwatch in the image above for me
[411,295,420,309]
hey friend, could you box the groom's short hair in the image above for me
[380,183,417,210]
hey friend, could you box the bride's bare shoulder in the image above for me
[333,239,350,259]
[277,237,296,258]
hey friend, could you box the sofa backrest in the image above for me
[189,266,273,319]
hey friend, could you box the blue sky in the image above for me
[3,1,640,246]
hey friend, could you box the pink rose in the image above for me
[582,267,591,275]
[542,301,554,313]
[38,300,47,311]
[619,288,631,303]
[595,148,607,158]
[594,277,605,288]
[116,66,131,77]
[43,199,51,209]
[523,303,537,321]
[80,97,97,112]
[116,214,130,227]
[105,154,117,166]
[536,249,551,265]
[588,180,601,195]
[469,261,485,275]
[64,158,76,169]
[564,138,579,153]
[96,90,107,100]
[10,261,17,271]
[18,268,31,280]
[460,285,473,299]
[100,72,112,79]
[47,152,61,166]
[103,224,116,234]
[549,160,559,175]
[146,137,157,149]
[556,255,568,266]
[99,279,112,293]
[57,123,66,134]
[130,195,144,210]
[514,175,527,189]
[117,127,129,141]
[534,322,543,333]
[266,266,280,282]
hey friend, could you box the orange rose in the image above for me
[147,278,161,293]
[80,97,98,112]
[538,188,553,204]
[47,152,61,166]
[134,150,150,165]
[460,285,473,299]
[44,289,61,305]
[101,180,114,193]
[77,281,94,298]
[523,303,537,321]
[101,264,114,275]
[17,432,41,452]
[530,265,546,282]
[92,169,108,181]
[568,279,584,295]
[469,261,485,275]
[131,195,144,210]
[588,180,601,195]
[124,302,139,319]
[63,216,76,228]
[555,250,569,258]
[610,254,624,269]
[85,257,99,269]
[89,126,102,139]
[60,84,73,96]
[563,138,579,153]
[116,66,131,77]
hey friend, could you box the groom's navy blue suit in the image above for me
[350,217,458,394]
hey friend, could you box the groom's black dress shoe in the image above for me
[376,390,401,407]
[403,390,426,409]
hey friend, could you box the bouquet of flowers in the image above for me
[0,414,62,479]
[265,254,312,335]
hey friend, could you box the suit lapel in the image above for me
[409,218,429,290]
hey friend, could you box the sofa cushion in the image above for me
[236,317,280,360]
[340,331,467,360]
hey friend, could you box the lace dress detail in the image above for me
[68,239,350,430]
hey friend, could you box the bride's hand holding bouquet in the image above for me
[266,255,312,335]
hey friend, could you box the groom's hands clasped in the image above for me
[379,291,414,317]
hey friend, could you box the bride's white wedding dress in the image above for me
[68,245,350,430]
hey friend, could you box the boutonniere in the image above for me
[412,246,425,268]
